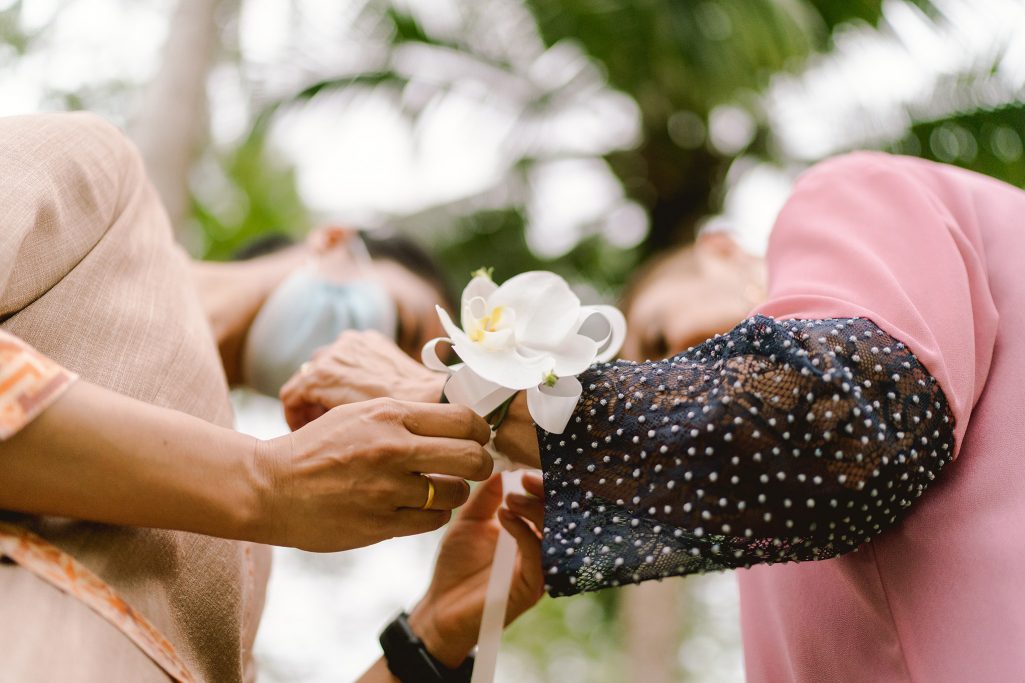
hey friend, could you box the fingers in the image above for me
[498,509,543,591]
[505,490,544,531]
[387,508,452,538]
[400,402,491,445]
[396,474,470,511]
[406,437,493,481]
[457,473,505,521]
[282,398,326,432]
[521,471,544,499]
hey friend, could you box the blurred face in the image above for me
[309,226,447,358]
[371,258,448,357]
[622,232,766,362]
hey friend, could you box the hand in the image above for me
[408,471,546,668]
[280,330,446,431]
[493,393,542,469]
[252,398,492,552]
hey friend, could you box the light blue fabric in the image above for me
[242,268,397,396]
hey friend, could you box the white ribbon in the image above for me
[469,467,524,683]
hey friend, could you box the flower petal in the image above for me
[526,376,582,434]
[460,276,498,328]
[450,338,551,390]
[488,271,581,348]
[436,305,469,343]
[421,337,457,373]
[444,366,517,416]
[577,305,627,362]
[546,333,600,377]
[479,327,515,351]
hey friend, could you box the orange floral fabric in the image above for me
[0,332,76,439]
[0,331,195,681]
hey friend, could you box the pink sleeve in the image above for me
[753,152,998,455]
[0,330,77,440]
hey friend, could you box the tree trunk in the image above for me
[132,0,223,234]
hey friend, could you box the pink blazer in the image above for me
[743,152,1023,681]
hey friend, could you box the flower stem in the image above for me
[486,394,517,431]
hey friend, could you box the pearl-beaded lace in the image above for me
[537,315,955,596]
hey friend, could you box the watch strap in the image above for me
[379,612,474,683]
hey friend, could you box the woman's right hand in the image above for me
[251,398,493,552]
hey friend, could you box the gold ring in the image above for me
[420,473,436,511]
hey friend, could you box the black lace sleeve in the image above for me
[538,315,955,597]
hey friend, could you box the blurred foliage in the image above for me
[524,0,936,253]
[0,1,34,56]
[503,591,624,682]
[219,0,920,292]
[192,129,311,260]
[894,101,1025,188]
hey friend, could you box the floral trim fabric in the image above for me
[0,332,77,440]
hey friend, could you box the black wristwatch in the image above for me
[379,612,475,683]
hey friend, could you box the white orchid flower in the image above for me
[421,270,626,434]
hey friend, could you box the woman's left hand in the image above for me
[407,471,546,669]
[279,330,445,431]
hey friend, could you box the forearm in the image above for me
[357,659,399,683]
[191,247,307,384]
[0,379,263,540]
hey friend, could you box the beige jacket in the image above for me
[0,112,270,682]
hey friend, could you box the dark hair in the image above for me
[232,230,456,311]
[361,232,456,311]
[232,232,297,260]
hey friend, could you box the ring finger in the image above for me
[399,473,470,511]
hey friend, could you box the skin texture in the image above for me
[0,382,492,553]
[1,377,538,677]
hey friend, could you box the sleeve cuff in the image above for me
[0,334,78,440]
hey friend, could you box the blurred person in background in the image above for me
[285,151,1025,682]
[194,225,453,399]
[615,231,765,683]
[0,111,543,683]
[620,231,766,362]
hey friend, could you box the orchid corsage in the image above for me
[421,268,626,435]
[420,268,626,683]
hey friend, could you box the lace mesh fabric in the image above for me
[538,316,955,597]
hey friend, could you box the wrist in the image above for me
[408,598,473,669]
[493,393,541,469]
[240,434,293,545]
